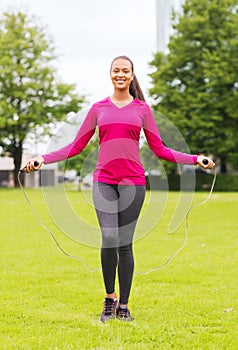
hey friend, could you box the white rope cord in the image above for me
[18,171,101,272]
[135,170,217,275]
[18,169,216,276]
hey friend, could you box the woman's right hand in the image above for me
[197,155,215,170]
[24,156,45,173]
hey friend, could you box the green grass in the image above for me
[0,188,237,350]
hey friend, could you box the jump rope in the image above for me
[18,159,216,276]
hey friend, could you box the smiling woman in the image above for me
[110,57,134,93]
[110,55,146,104]
[22,55,214,323]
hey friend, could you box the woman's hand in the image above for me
[24,156,45,173]
[197,155,215,170]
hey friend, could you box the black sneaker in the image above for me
[100,297,118,322]
[116,306,132,321]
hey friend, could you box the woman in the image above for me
[24,55,215,322]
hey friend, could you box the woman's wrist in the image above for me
[39,155,45,164]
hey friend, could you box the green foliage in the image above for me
[212,173,238,191]
[59,135,99,178]
[146,173,238,191]
[140,143,177,176]
[140,143,162,172]
[0,11,84,184]
[149,0,238,173]
[1,189,238,349]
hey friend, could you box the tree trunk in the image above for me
[13,141,23,187]
[220,156,227,174]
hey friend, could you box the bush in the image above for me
[146,173,238,191]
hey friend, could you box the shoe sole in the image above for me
[100,315,116,322]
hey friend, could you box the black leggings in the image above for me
[93,182,145,304]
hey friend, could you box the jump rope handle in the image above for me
[19,160,40,173]
[202,158,209,165]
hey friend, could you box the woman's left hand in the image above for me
[197,155,215,170]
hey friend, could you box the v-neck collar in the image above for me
[108,96,135,110]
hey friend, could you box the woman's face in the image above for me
[110,58,134,91]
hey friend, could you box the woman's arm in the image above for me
[24,105,97,173]
[143,105,214,169]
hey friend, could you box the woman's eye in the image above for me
[112,69,130,74]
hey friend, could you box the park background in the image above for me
[0,0,238,349]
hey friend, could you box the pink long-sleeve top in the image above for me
[42,97,198,185]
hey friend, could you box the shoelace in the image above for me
[103,300,116,315]
[118,307,130,318]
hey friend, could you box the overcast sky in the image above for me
[0,0,157,105]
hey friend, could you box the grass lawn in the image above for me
[0,187,237,350]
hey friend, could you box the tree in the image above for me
[58,135,99,179]
[149,0,238,173]
[0,11,84,185]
